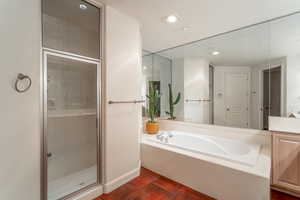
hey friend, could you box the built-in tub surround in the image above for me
[142,120,271,200]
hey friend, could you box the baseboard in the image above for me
[103,162,141,193]
[72,185,103,200]
[271,185,300,198]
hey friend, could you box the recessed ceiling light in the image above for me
[212,51,220,56]
[166,15,178,24]
[79,4,88,10]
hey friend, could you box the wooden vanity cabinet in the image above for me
[272,131,300,197]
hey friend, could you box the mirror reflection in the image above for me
[142,50,172,119]
[269,13,300,119]
[142,12,300,130]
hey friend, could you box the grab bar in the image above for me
[108,100,145,104]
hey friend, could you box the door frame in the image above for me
[259,59,286,130]
[40,0,105,199]
[42,49,102,200]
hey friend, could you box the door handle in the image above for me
[226,108,230,111]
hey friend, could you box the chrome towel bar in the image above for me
[185,99,210,102]
[108,100,145,104]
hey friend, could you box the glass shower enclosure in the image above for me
[42,0,102,199]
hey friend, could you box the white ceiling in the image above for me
[102,0,300,52]
[155,13,300,66]
[158,23,271,66]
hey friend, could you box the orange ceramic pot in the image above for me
[146,122,159,134]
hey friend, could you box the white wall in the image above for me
[105,6,142,192]
[141,53,152,116]
[250,65,266,129]
[0,2,142,199]
[184,57,210,123]
[286,55,300,116]
[142,53,153,81]
[250,59,287,129]
[172,58,185,119]
[0,0,41,199]
[141,54,172,118]
[171,57,210,123]
[158,57,172,118]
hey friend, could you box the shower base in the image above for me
[48,165,97,200]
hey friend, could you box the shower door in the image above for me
[43,51,100,200]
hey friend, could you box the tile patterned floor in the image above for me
[95,167,300,200]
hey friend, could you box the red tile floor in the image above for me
[95,167,300,200]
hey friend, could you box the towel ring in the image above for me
[15,73,32,93]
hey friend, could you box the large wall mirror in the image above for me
[269,13,300,119]
[142,12,300,130]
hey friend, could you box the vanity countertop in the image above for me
[269,116,300,134]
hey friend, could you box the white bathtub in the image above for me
[141,120,271,200]
[147,131,260,166]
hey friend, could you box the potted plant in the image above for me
[166,83,181,120]
[146,83,161,134]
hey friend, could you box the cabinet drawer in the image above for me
[273,132,300,192]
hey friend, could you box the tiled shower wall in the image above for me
[45,13,98,182]
[47,115,97,181]
[47,62,97,111]
[46,61,97,182]
[43,14,99,58]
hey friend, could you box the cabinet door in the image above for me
[273,133,300,192]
